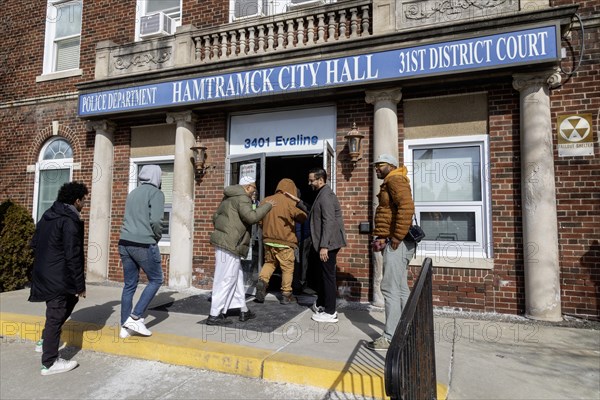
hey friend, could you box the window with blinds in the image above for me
[55,37,80,71]
[44,0,82,73]
[136,162,174,241]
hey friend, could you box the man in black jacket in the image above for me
[29,181,88,376]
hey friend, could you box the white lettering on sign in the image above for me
[326,55,378,84]
[396,31,549,74]
[80,87,157,114]
[496,31,548,61]
[79,26,557,117]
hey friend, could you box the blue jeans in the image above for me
[119,244,163,325]
[381,240,416,340]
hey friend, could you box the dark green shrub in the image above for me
[0,201,35,292]
[0,199,14,231]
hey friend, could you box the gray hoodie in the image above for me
[139,164,162,188]
[120,165,165,244]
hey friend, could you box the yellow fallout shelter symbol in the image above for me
[558,114,592,143]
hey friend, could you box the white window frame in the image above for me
[404,134,493,268]
[228,0,335,22]
[41,0,83,77]
[129,156,174,245]
[134,0,182,41]
[33,138,74,222]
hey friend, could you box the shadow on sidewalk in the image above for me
[328,339,386,399]
[62,291,177,355]
[151,292,309,333]
[344,309,385,343]
[145,291,177,329]
[62,300,120,356]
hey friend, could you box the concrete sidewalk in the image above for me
[1,283,598,399]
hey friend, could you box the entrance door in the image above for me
[227,154,266,295]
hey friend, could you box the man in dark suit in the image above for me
[306,167,346,323]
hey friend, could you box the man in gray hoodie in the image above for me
[118,165,165,338]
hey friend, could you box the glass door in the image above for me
[227,153,266,295]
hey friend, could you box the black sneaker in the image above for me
[255,280,267,303]
[206,314,232,326]
[239,309,257,322]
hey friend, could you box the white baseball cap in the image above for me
[239,176,256,185]
[372,154,398,167]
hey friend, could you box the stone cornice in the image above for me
[166,111,197,125]
[512,68,562,91]
[365,89,402,104]
[86,120,117,133]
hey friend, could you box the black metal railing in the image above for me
[385,257,437,400]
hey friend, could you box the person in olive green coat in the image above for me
[208,176,273,326]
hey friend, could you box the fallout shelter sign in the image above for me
[557,114,594,157]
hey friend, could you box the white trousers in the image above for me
[210,247,248,317]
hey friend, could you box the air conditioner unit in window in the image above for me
[139,12,174,38]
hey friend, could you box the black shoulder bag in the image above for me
[406,214,426,243]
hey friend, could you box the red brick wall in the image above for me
[335,98,374,301]
[1,0,137,102]
[397,81,532,315]
[190,112,228,287]
[183,0,229,29]
[0,100,95,280]
[551,0,600,318]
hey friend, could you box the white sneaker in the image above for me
[123,317,152,336]
[311,311,338,323]
[310,301,324,314]
[119,327,131,339]
[41,358,78,376]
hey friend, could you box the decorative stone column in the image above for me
[365,88,402,307]
[86,120,116,282]
[165,111,197,289]
[513,69,562,321]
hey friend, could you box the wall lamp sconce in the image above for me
[190,136,209,178]
[346,122,364,163]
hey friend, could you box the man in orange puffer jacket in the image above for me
[367,154,416,351]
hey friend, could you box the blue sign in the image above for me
[79,25,558,116]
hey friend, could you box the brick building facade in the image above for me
[1,0,598,320]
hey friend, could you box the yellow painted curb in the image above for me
[0,312,268,378]
[438,382,449,400]
[264,352,448,400]
[264,352,387,398]
[1,312,448,399]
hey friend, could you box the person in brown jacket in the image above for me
[367,154,416,351]
[255,179,307,305]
